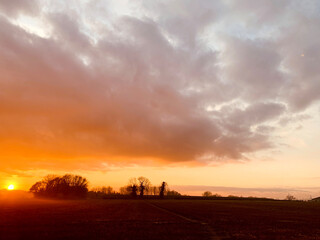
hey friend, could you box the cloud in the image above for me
[0,0,39,17]
[0,0,319,171]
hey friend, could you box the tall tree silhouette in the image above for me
[159,182,167,199]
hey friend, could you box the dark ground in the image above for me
[1,198,320,240]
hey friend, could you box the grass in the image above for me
[1,198,320,239]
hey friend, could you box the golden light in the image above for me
[8,184,15,190]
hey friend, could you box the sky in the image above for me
[0,0,320,199]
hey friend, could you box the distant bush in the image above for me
[91,186,115,195]
[202,192,223,198]
[212,193,222,197]
[30,174,89,199]
[202,191,213,197]
[89,186,117,198]
[285,194,296,201]
[227,195,240,198]
[119,186,131,195]
[167,190,181,196]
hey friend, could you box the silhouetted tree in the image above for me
[90,186,115,198]
[166,190,181,196]
[138,176,151,197]
[285,194,296,201]
[159,182,167,198]
[150,186,159,196]
[212,193,222,197]
[128,178,138,197]
[119,186,130,195]
[202,191,213,197]
[130,185,138,197]
[30,174,88,199]
[98,186,114,195]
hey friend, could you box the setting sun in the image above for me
[8,184,15,190]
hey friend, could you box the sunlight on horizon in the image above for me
[8,185,15,191]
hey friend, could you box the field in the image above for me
[1,198,320,240]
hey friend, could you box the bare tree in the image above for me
[92,186,114,195]
[101,186,114,195]
[119,186,130,195]
[137,176,151,197]
[150,186,159,196]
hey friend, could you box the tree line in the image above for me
[30,174,89,199]
[30,174,181,199]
